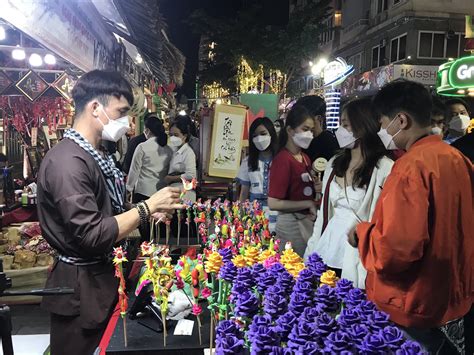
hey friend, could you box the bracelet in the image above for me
[135,202,149,227]
[141,200,151,216]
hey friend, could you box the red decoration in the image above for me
[243,108,265,140]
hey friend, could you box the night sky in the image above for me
[160,0,289,103]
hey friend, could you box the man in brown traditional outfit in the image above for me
[37,70,182,355]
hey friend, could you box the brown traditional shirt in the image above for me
[37,138,119,329]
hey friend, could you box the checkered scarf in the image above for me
[64,129,125,213]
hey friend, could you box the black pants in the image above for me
[50,313,105,355]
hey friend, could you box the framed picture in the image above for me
[51,72,76,101]
[208,104,247,179]
[15,70,49,102]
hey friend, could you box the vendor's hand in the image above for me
[152,211,173,222]
[147,187,184,213]
[348,228,359,248]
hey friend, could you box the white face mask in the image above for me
[431,126,443,136]
[449,114,470,132]
[169,136,183,147]
[274,126,281,134]
[98,107,130,142]
[335,126,357,149]
[292,130,313,149]
[252,135,272,151]
[377,117,402,150]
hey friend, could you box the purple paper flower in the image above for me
[230,282,250,302]
[367,310,391,332]
[297,268,317,286]
[311,261,328,279]
[215,320,240,337]
[268,263,286,274]
[269,346,293,355]
[219,261,238,282]
[215,334,245,355]
[274,311,298,342]
[335,278,354,301]
[265,284,286,297]
[264,292,288,318]
[257,271,277,294]
[218,248,233,263]
[395,341,426,355]
[306,252,323,265]
[294,341,320,355]
[287,322,318,349]
[358,333,388,354]
[345,323,370,346]
[234,291,259,318]
[324,331,353,353]
[248,315,273,342]
[234,267,256,289]
[277,271,295,293]
[299,306,323,324]
[293,280,314,296]
[315,284,339,313]
[252,263,266,280]
[314,312,338,339]
[337,307,362,327]
[344,287,367,308]
[355,300,377,317]
[380,326,405,350]
[250,326,281,354]
[288,292,313,315]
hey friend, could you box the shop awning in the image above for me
[112,0,185,86]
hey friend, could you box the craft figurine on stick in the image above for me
[113,246,128,347]
[180,175,197,245]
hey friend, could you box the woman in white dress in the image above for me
[304,97,394,288]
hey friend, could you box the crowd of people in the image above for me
[35,70,472,354]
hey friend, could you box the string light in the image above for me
[29,53,43,67]
[12,46,26,60]
[44,54,56,65]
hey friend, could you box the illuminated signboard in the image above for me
[323,58,354,87]
[437,55,474,96]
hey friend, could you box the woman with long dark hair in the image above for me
[304,97,393,288]
[126,115,172,203]
[237,117,279,231]
[268,105,317,256]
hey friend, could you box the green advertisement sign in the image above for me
[437,55,474,96]
[240,93,279,121]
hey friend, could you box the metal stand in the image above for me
[0,304,14,355]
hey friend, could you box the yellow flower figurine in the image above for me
[205,251,223,274]
[320,270,339,287]
[258,249,275,263]
[232,254,247,268]
[244,246,260,266]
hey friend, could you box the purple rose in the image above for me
[288,292,313,315]
[297,269,317,286]
[355,300,377,317]
[235,267,256,289]
[234,291,259,318]
[324,331,353,353]
[346,323,370,346]
[294,341,320,355]
[335,278,354,301]
[311,261,328,279]
[277,271,295,293]
[368,310,391,332]
[265,284,286,297]
[215,320,240,337]
[252,263,266,279]
[268,263,286,273]
[306,252,323,265]
[218,248,233,263]
[248,315,273,342]
[358,333,387,354]
[337,307,362,327]
[274,311,298,341]
[287,322,318,349]
[269,346,293,355]
[219,261,238,282]
[215,334,245,355]
[314,312,338,339]
[230,282,250,302]
[395,340,426,355]
[257,271,277,294]
[250,326,281,354]
[299,306,323,324]
[293,280,314,296]
[315,284,339,313]
[344,288,367,308]
[380,326,405,350]
[264,293,288,318]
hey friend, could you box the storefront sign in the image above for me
[437,55,474,96]
[0,0,115,71]
[15,71,49,102]
[323,58,354,87]
[393,65,438,86]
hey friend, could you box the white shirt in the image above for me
[168,143,197,177]
[126,138,173,197]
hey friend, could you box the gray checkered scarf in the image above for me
[64,129,125,213]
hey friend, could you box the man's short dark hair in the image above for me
[445,98,471,116]
[431,96,448,120]
[71,70,133,115]
[372,80,432,127]
[294,95,326,117]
